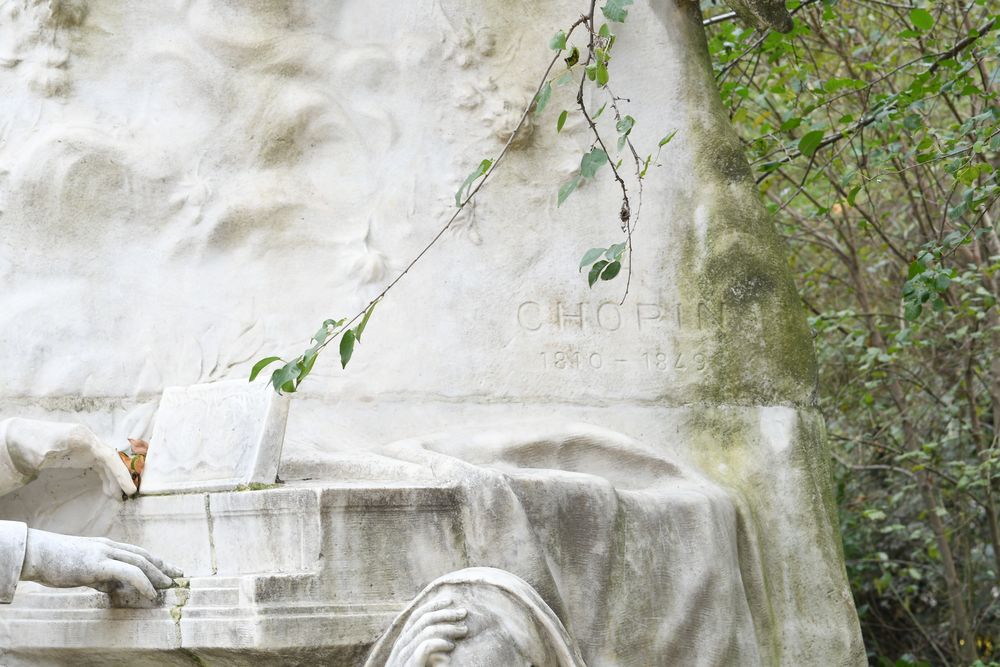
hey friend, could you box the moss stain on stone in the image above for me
[179,649,209,667]
[233,482,280,492]
[170,587,189,625]
[673,120,818,406]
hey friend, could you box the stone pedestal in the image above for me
[0,0,865,663]
[0,483,463,666]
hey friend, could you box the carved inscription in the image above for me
[518,301,725,376]
[517,301,726,333]
[538,349,708,373]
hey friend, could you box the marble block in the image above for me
[139,381,290,495]
[0,482,464,666]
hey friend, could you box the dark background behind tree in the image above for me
[703,0,999,663]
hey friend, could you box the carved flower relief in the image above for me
[454,76,498,112]
[485,90,536,148]
[349,242,389,285]
[443,22,497,70]
[440,195,481,246]
[440,22,499,113]
[0,0,86,97]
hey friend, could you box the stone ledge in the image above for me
[0,482,467,665]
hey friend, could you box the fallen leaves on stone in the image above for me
[119,438,148,490]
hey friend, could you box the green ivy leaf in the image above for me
[601,260,622,281]
[455,159,492,206]
[780,117,802,132]
[606,242,626,261]
[798,130,825,157]
[616,115,634,151]
[580,247,607,270]
[355,300,378,342]
[908,260,927,279]
[847,185,862,206]
[534,81,553,118]
[564,47,580,68]
[616,115,635,135]
[588,260,609,287]
[249,356,282,382]
[580,148,608,178]
[909,8,934,31]
[904,302,922,321]
[549,30,567,50]
[596,63,609,86]
[298,350,319,385]
[593,102,607,120]
[601,0,634,23]
[311,318,344,346]
[640,153,652,178]
[658,129,677,147]
[339,329,356,369]
[270,361,302,394]
[557,110,568,132]
[558,176,582,206]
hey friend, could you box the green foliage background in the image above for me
[704,0,999,663]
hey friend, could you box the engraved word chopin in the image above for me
[516,301,726,334]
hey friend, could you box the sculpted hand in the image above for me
[21,529,183,601]
[385,598,468,667]
[3,418,137,497]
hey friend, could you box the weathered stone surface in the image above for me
[0,0,864,664]
[0,482,466,665]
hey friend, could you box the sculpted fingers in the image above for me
[427,655,451,667]
[411,623,468,646]
[406,598,456,624]
[399,605,467,647]
[62,424,136,497]
[98,538,184,579]
[95,444,138,497]
[97,560,158,601]
[396,621,467,665]
[389,600,468,666]
[412,638,458,665]
[108,549,174,589]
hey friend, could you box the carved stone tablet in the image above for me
[139,381,289,494]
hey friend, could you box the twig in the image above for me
[576,8,630,222]
[714,0,824,82]
[753,17,999,179]
[703,11,737,27]
[604,82,645,304]
[575,2,634,303]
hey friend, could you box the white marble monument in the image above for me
[0,0,865,665]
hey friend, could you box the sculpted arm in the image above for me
[0,418,181,603]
